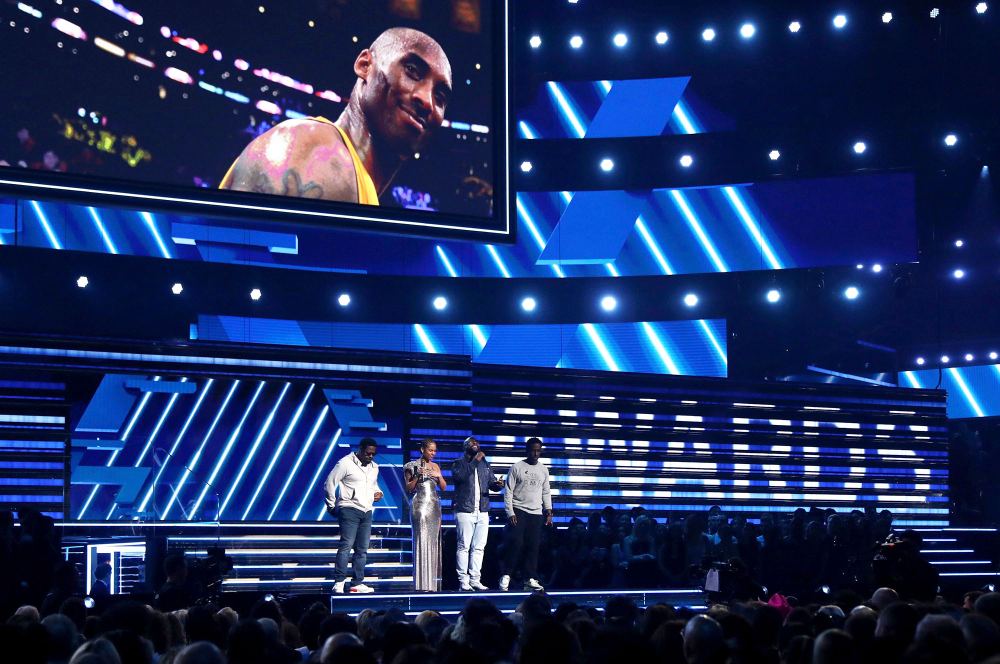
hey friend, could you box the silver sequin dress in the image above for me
[405,460,442,591]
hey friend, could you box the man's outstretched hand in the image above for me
[508,513,518,526]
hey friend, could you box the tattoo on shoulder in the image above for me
[240,165,324,199]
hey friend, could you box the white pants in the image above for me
[455,511,490,585]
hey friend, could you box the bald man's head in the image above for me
[351,27,452,157]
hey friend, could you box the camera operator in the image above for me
[872,530,939,602]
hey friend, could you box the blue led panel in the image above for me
[900,364,1000,418]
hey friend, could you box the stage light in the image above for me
[600,295,617,312]
[171,283,183,295]
[683,293,699,307]
[788,21,802,33]
[613,32,628,48]
[529,35,541,48]
[853,141,867,154]
[740,23,756,39]
[679,154,694,168]
[600,158,614,172]
[337,293,351,307]
[766,289,781,303]
[882,12,893,23]
[872,263,883,273]
[833,14,847,29]
[930,8,940,18]
[769,149,781,161]
[520,160,533,173]
[953,268,966,279]
[844,286,859,300]
[916,357,925,366]
[944,134,958,147]
[989,351,998,360]
[432,296,448,311]
[965,353,975,362]
[521,296,537,312]
[977,3,988,14]
[856,264,864,269]
[988,583,997,592]
[264,593,275,602]
[655,31,669,45]
[955,239,964,247]
[76,276,89,288]
[820,585,831,594]
[569,34,583,49]
[83,596,95,609]
[250,288,262,301]
[941,355,950,364]
[702,27,716,41]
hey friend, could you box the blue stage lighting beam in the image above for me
[139,211,172,259]
[267,405,329,520]
[434,245,459,277]
[635,216,676,275]
[698,320,728,367]
[133,379,189,468]
[948,368,986,417]
[241,384,316,520]
[641,322,681,375]
[295,428,342,521]
[468,324,488,351]
[162,379,241,520]
[604,264,620,277]
[582,323,621,372]
[673,102,702,134]
[518,121,538,139]
[413,324,439,354]
[722,187,783,270]
[485,245,512,278]
[902,371,924,389]
[29,201,63,250]
[515,195,566,278]
[190,380,266,519]
[77,376,160,519]
[86,206,118,254]
[137,378,216,515]
[219,382,292,516]
[434,245,489,349]
[546,82,587,138]
[669,190,729,272]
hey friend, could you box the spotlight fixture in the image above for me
[953,268,966,279]
[83,596,96,610]
[171,282,184,295]
[768,149,781,161]
[930,7,940,18]
[612,32,628,47]
[432,296,448,311]
[529,35,541,48]
[977,2,988,14]
[683,293,699,307]
[853,141,867,154]
[337,293,351,307]
[569,34,583,49]
[702,27,716,41]
[944,134,958,147]
[521,296,537,312]
[872,263,883,273]
[766,289,781,303]
[916,357,925,366]
[882,12,893,23]
[655,31,669,45]
[788,21,802,33]
[739,23,756,39]
[844,286,860,300]
[599,158,614,172]
[600,295,617,312]
[856,264,864,270]
[833,14,848,29]
[76,276,89,288]
[250,288,262,301]
[520,160,533,173]
[989,351,998,361]
[941,355,950,364]
[955,239,964,248]
[679,154,694,168]
[965,353,975,362]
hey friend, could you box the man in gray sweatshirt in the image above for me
[499,437,552,591]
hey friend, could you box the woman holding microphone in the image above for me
[404,438,447,591]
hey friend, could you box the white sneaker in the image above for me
[333,580,346,594]
[470,580,490,591]
[523,578,544,591]
[350,583,375,594]
[498,574,510,591]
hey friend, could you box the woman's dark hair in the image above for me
[420,438,436,450]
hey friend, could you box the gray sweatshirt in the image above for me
[503,460,552,517]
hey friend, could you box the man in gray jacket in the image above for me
[499,437,552,591]
[325,437,383,594]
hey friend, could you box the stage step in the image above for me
[907,527,1000,594]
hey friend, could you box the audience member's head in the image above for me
[414,611,449,647]
[173,642,224,664]
[320,633,372,664]
[871,587,900,611]
[605,595,640,630]
[42,613,80,663]
[876,602,920,642]
[382,622,427,664]
[683,615,727,664]
[813,629,856,664]
[102,629,153,664]
[962,613,1000,662]
[520,620,581,664]
[976,593,1000,627]
[69,638,122,664]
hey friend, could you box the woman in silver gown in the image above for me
[404,438,447,592]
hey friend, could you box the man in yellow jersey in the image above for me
[221,27,452,206]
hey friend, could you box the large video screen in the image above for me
[0,0,510,237]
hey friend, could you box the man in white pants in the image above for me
[450,436,503,591]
